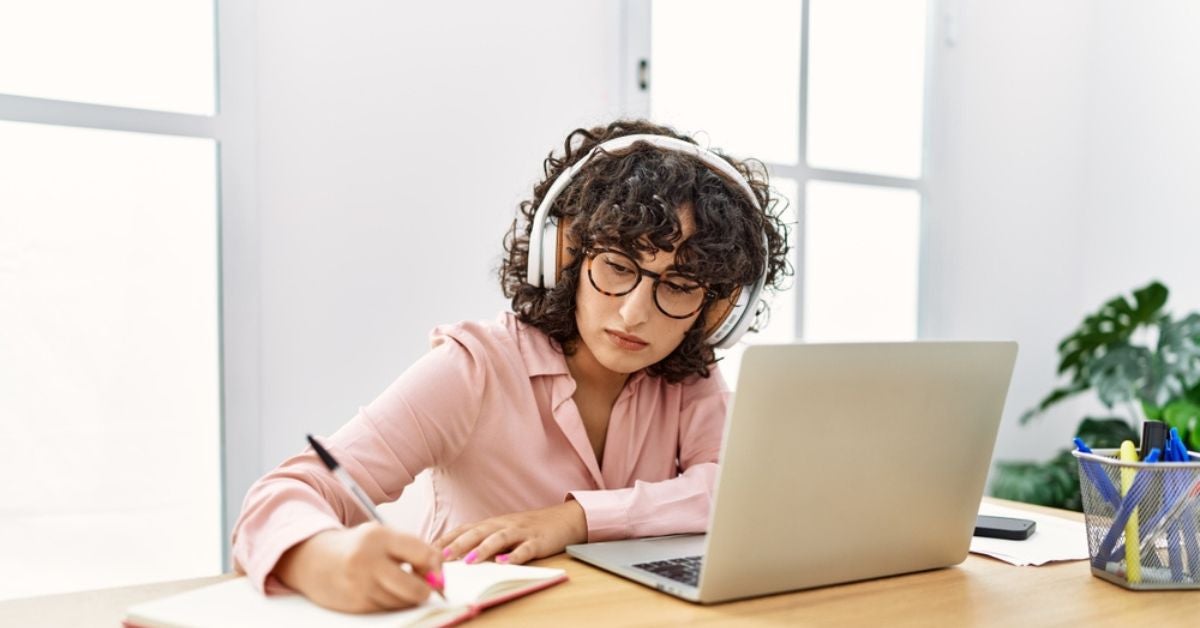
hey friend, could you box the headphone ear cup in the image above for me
[532,213,576,290]
[540,216,559,289]
[555,215,573,286]
[705,272,768,349]
[703,287,742,342]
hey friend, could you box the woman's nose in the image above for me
[618,278,656,326]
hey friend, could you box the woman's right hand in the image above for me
[273,522,444,613]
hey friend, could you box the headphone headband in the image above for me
[524,133,769,349]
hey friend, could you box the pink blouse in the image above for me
[231,312,729,593]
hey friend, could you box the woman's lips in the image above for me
[606,329,649,351]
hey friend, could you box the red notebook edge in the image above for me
[477,572,569,610]
[439,572,570,628]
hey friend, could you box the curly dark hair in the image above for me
[499,119,791,382]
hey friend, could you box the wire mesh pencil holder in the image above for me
[1074,449,1200,589]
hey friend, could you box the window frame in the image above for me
[623,0,933,341]
[0,0,260,572]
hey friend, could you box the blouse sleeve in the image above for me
[230,328,487,594]
[568,370,729,542]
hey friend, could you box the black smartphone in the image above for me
[974,515,1036,540]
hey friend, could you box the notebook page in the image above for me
[125,577,463,628]
[441,561,567,606]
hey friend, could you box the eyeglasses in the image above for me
[585,248,714,319]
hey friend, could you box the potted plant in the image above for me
[991,281,1200,510]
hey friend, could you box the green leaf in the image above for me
[1056,281,1168,379]
[1162,401,1200,438]
[1074,417,1139,449]
[1088,344,1152,407]
[1000,281,1187,511]
[1135,281,1171,314]
[1184,380,1200,405]
[1150,312,1200,405]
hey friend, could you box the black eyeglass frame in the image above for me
[584,247,716,319]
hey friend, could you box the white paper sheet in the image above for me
[969,502,1089,566]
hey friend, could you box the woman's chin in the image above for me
[593,349,654,376]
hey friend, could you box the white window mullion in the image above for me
[620,0,652,118]
[213,0,261,573]
[635,0,930,359]
[795,0,812,342]
[0,93,216,139]
[0,0,256,595]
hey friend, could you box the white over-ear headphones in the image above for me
[524,134,769,349]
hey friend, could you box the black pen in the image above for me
[306,434,446,601]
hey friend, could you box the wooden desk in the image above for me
[4,500,1198,627]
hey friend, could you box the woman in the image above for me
[231,119,791,613]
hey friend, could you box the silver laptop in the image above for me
[567,341,1018,604]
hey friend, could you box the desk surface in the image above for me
[4,500,1198,627]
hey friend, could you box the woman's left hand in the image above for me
[434,501,588,565]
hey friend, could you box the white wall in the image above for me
[1081,1,1200,313]
[926,0,1200,467]
[248,0,1200,512]
[924,0,1091,464]
[254,1,623,480]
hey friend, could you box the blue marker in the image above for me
[1074,438,1121,507]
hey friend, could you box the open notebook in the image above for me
[123,561,567,628]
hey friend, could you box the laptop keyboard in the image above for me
[633,555,703,587]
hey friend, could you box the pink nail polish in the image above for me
[442,547,452,558]
[465,550,478,564]
[496,554,509,563]
[424,571,442,588]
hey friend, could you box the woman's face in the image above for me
[573,205,703,376]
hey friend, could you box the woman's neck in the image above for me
[565,338,630,399]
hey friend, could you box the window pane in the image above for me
[0,120,220,599]
[0,0,215,115]
[716,176,799,388]
[651,0,801,164]
[803,181,919,342]
[807,0,927,178]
